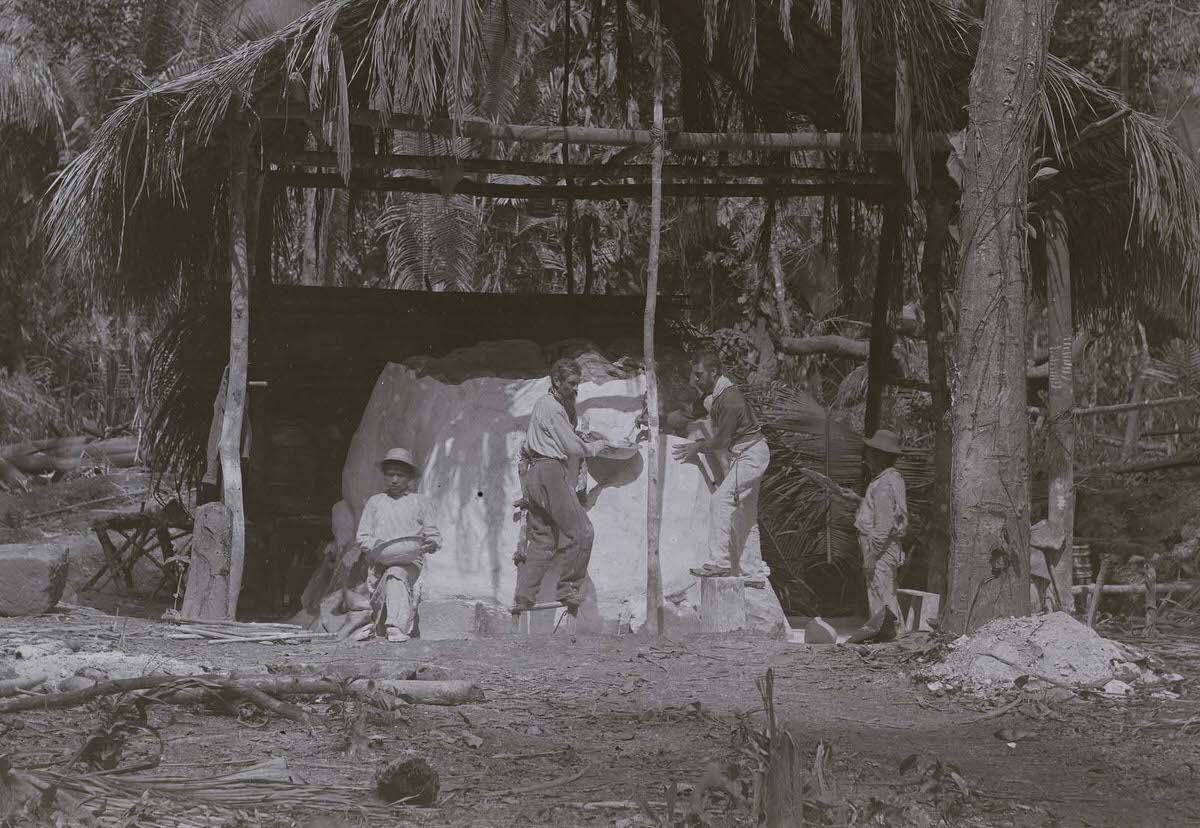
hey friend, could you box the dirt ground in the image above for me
[3,606,1199,828]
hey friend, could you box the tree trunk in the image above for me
[642,2,665,635]
[944,0,1057,633]
[583,219,595,295]
[1121,323,1149,462]
[917,195,953,596]
[301,189,319,285]
[1045,210,1075,611]
[864,199,903,437]
[562,0,575,296]
[222,114,252,620]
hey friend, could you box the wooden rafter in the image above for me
[268,171,898,202]
[266,151,898,185]
[259,104,948,153]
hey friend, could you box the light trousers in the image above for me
[703,439,770,575]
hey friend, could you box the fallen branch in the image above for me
[0,673,482,715]
[0,674,47,698]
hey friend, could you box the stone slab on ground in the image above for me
[804,617,838,645]
[0,542,69,616]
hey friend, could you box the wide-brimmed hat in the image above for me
[379,447,418,471]
[863,430,903,455]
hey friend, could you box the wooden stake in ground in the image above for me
[944,0,1058,633]
[222,112,252,620]
[642,0,665,635]
[1044,210,1076,611]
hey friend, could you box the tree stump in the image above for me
[181,503,233,621]
[699,577,747,633]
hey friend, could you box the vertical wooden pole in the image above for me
[643,0,665,635]
[1045,210,1075,611]
[836,195,856,312]
[769,201,793,339]
[583,219,595,295]
[561,0,575,295]
[918,195,953,595]
[222,112,251,620]
[864,198,903,437]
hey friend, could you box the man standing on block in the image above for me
[670,352,770,581]
[356,448,441,642]
[855,430,908,620]
[514,358,606,612]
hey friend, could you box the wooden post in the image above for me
[918,194,953,596]
[1121,323,1150,462]
[836,195,856,312]
[1045,210,1075,611]
[561,0,575,295]
[769,201,793,338]
[642,1,665,635]
[864,198,903,437]
[222,112,252,620]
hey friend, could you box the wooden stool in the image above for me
[699,577,748,633]
[896,589,940,632]
[510,601,574,634]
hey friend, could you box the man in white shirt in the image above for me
[514,358,605,612]
[355,448,441,642]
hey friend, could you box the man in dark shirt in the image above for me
[670,352,771,579]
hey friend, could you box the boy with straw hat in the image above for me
[354,448,441,642]
[854,430,909,621]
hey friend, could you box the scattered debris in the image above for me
[375,756,440,805]
[1104,679,1134,697]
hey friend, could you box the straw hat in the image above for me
[863,430,903,455]
[379,447,418,471]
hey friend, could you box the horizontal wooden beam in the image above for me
[778,334,869,359]
[1073,394,1200,418]
[258,104,946,153]
[266,171,896,201]
[266,150,892,184]
[1070,582,1195,595]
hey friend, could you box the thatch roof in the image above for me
[44,0,1200,327]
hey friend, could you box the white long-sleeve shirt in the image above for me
[356,491,441,572]
[853,468,908,564]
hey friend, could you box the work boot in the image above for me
[689,563,733,578]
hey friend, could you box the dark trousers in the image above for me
[515,457,594,605]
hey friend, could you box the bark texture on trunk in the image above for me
[944,0,1057,633]
[1045,211,1075,610]
[642,2,665,635]
[223,114,252,620]
[918,195,953,596]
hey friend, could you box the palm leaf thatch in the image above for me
[41,0,1200,326]
[669,0,1200,329]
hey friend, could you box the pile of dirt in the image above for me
[924,612,1158,695]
